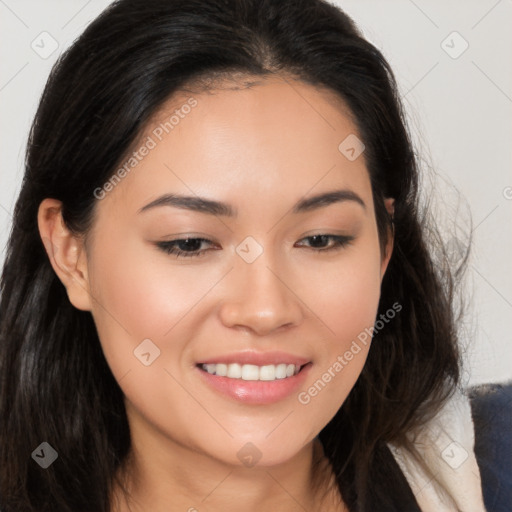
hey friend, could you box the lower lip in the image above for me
[196,363,312,405]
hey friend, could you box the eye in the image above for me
[295,234,354,252]
[156,234,354,259]
[156,238,215,258]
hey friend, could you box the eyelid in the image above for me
[155,233,355,259]
[294,234,354,250]
[156,237,216,258]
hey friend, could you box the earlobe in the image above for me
[37,198,93,311]
[380,197,395,278]
[384,197,395,221]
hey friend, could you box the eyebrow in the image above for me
[138,189,366,217]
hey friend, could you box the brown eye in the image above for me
[295,234,354,252]
[157,238,214,258]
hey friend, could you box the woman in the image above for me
[0,0,490,510]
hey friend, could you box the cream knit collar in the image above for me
[387,386,487,511]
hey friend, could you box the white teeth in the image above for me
[215,363,227,377]
[275,363,287,379]
[259,364,276,381]
[241,364,259,381]
[204,364,217,374]
[201,362,302,381]
[227,363,242,378]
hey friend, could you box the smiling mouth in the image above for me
[197,362,309,381]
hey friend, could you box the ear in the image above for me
[37,198,93,311]
[380,197,395,278]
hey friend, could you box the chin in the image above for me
[210,434,312,469]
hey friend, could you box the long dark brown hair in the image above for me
[0,0,465,510]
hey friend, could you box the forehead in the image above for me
[96,75,371,220]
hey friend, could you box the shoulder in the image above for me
[468,381,512,512]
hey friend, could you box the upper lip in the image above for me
[197,350,311,367]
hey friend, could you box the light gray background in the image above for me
[1,0,511,386]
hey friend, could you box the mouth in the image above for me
[195,357,312,405]
[197,362,307,381]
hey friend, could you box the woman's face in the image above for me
[73,76,392,467]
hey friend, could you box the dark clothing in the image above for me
[470,381,512,512]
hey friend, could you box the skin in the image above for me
[38,74,394,512]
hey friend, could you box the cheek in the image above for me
[86,233,194,372]
[299,239,383,341]
[86,231,232,389]
[295,240,383,428]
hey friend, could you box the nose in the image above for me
[218,254,304,336]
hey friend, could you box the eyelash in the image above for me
[156,234,354,259]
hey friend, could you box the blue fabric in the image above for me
[469,381,512,512]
